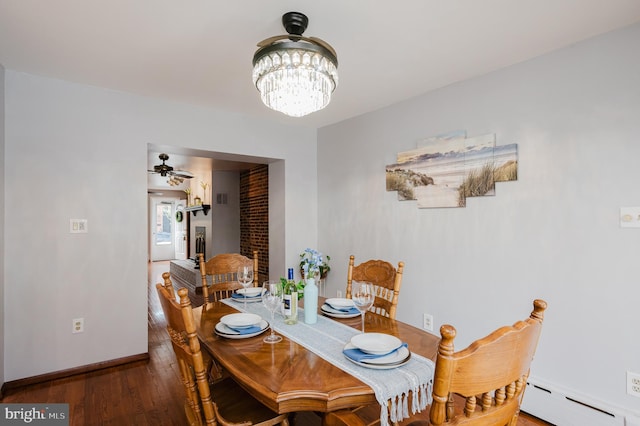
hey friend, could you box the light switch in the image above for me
[620,207,640,228]
[70,219,88,233]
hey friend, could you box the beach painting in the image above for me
[386,131,518,208]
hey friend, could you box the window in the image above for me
[155,204,172,245]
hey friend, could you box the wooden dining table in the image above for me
[193,298,440,417]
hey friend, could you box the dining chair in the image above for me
[346,255,404,319]
[156,284,289,426]
[198,251,258,304]
[160,272,227,384]
[323,299,548,426]
[160,271,176,299]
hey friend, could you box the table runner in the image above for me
[222,299,434,426]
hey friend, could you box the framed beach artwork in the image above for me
[386,130,518,208]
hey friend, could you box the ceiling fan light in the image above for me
[252,12,338,118]
[166,175,185,186]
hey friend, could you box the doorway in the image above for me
[147,146,284,276]
[149,196,180,261]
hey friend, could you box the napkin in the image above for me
[231,292,260,300]
[227,324,263,334]
[343,343,408,362]
[324,303,360,314]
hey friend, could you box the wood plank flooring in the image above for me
[0,261,553,425]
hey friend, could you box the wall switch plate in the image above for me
[423,313,434,331]
[70,219,88,233]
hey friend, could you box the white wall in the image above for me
[318,23,640,417]
[3,71,317,381]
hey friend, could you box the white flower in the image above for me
[299,248,330,278]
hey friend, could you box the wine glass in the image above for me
[352,281,374,333]
[237,264,254,310]
[262,280,284,344]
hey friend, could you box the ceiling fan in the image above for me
[148,153,194,184]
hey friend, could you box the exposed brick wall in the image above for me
[240,165,269,283]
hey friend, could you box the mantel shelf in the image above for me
[184,204,210,216]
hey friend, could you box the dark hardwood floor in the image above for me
[1,261,552,425]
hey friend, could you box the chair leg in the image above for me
[323,410,367,426]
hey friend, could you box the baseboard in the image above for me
[522,375,640,426]
[0,352,149,395]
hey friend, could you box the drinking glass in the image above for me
[352,281,374,333]
[237,264,254,310]
[261,280,283,344]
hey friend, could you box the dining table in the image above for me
[193,296,440,424]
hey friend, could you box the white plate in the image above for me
[215,320,269,339]
[325,298,355,309]
[231,294,263,303]
[321,304,361,319]
[343,342,411,369]
[236,287,262,297]
[220,313,262,329]
[350,333,403,355]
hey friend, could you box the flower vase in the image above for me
[303,276,318,324]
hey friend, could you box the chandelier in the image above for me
[252,12,338,118]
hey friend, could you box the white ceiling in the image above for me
[2,1,640,130]
[2,1,640,182]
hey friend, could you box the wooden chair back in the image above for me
[155,284,216,425]
[428,299,547,426]
[160,272,176,299]
[346,255,404,319]
[198,251,258,304]
[324,299,548,426]
[156,280,289,426]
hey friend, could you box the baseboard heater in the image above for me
[521,376,640,426]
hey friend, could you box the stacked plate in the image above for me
[343,333,411,369]
[231,287,263,303]
[215,313,268,339]
[321,298,361,318]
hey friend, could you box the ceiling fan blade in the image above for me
[149,153,191,181]
[257,35,337,61]
[309,36,338,59]
[256,35,291,47]
[171,170,194,179]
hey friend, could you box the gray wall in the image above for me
[211,170,241,256]
[186,170,241,259]
[318,23,640,415]
[0,63,5,389]
[3,71,317,381]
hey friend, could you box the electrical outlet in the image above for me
[72,318,84,334]
[423,313,433,332]
[628,371,640,398]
